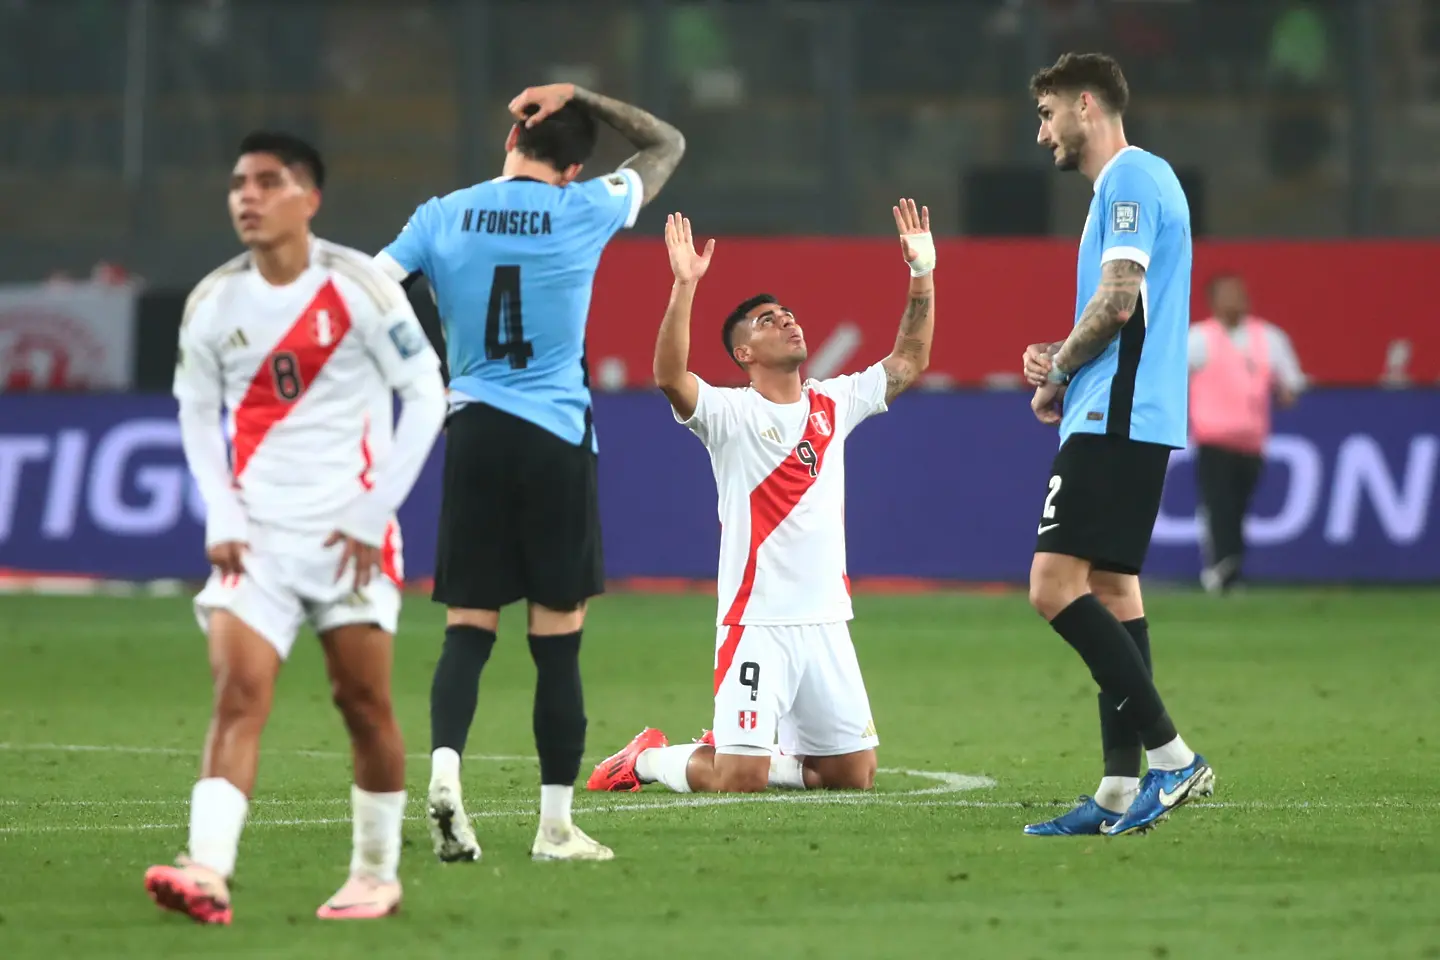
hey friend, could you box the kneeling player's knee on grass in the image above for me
[810,753,876,790]
[715,757,769,793]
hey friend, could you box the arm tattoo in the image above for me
[882,292,933,403]
[1052,259,1145,375]
[574,87,686,206]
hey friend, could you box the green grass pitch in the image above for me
[2,589,1438,959]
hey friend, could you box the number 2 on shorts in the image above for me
[1043,474,1062,520]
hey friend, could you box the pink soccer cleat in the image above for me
[144,857,233,925]
[316,874,402,920]
[585,727,668,792]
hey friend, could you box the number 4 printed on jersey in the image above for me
[485,265,534,368]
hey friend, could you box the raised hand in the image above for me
[892,198,932,268]
[664,212,716,284]
[507,83,576,128]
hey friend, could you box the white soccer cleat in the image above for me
[428,780,481,863]
[316,873,402,920]
[530,821,614,862]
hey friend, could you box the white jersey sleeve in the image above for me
[674,373,746,449]
[173,277,247,546]
[173,284,225,409]
[814,361,889,435]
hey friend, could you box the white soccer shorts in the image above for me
[193,522,403,659]
[711,622,879,758]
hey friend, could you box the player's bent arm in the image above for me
[880,272,935,404]
[573,87,685,207]
[1049,258,1145,383]
[173,292,247,546]
[337,371,446,546]
[654,278,701,419]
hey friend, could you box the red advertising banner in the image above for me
[586,239,1439,387]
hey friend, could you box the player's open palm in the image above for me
[892,198,931,264]
[665,212,715,284]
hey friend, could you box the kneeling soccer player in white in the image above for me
[143,131,445,924]
[587,202,936,794]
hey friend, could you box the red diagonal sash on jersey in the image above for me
[232,281,353,478]
[714,390,839,692]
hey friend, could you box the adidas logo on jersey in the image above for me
[223,328,249,351]
[759,427,782,443]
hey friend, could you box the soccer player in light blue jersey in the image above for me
[375,83,684,863]
[1018,53,1214,838]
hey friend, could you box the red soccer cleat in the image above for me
[694,729,715,747]
[585,727,668,792]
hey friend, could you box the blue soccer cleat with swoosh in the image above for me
[1023,796,1124,836]
[1104,755,1214,836]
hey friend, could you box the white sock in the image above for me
[768,748,806,789]
[431,747,461,785]
[1094,776,1139,812]
[540,784,573,825]
[635,744,698,793]
[188,777,248,878]
[350,785,406,883]
[1146,735,1196,772]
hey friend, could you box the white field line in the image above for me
[1,742,1435,836]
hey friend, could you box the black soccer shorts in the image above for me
[432,402,604,611]
[1033,432,1173,575]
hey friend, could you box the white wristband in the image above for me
[905,231,936,277]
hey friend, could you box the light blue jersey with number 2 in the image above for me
[379,169,643,452]
[1062,147,1192,450]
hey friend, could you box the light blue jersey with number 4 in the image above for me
[379,169,643,452]
[1062,146,1191,450]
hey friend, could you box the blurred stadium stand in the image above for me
[1,0,1437,287]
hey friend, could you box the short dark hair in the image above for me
[722,293,778,368]
[1029,53,1130,115]
[515,102,598,171]
[237,131,326,189]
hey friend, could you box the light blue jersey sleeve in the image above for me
[571,167,644,240]
[1099,163,1164,271]
[378,197,441,281]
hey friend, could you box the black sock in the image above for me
[430,625,497,755]
[529,632,586,786]
[1051,597,1177,750]
[1098,617,1153,778]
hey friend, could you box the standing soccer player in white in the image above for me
[144,132,446,924]
[587,202,935,795]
